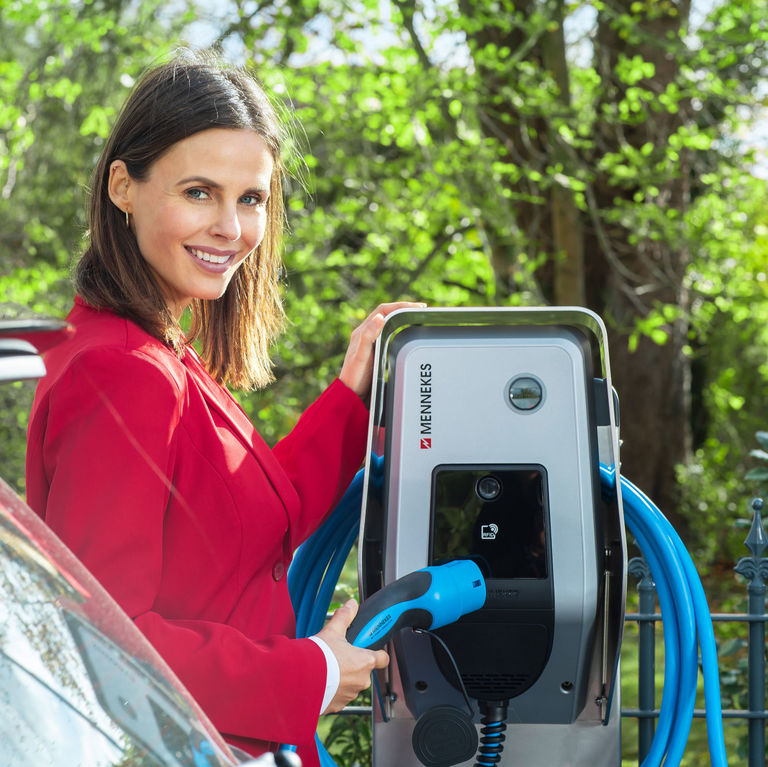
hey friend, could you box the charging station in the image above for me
[357,308,627,767]
[290,305,729,767]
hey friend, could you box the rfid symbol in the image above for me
[481,523,499,540]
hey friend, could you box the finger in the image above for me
[325,598,359,634]
[372,649,389,669]
[358,302,425,323]
[372,302,425,320]
[382,301,427,311]
[355,312,386,340]
[375,300,426,309]
[350,303,425,339]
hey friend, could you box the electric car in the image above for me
[0,318,283,767]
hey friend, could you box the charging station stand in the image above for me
[358,308,626,767]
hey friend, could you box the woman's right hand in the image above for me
[339,302,426,401]
[315,598,390,713]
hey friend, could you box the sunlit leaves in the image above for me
[615,53,656,85]
[79,105,115,137]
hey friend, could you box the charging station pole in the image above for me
[358,308,626,767]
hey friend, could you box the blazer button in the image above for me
[272,561,285,581]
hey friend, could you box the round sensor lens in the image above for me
[476,475,501,501]
[508,376,543,411]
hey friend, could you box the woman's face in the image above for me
[112,128,274,318]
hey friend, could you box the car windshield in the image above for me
[0,478,237,767]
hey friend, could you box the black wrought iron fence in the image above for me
[623,497,768,766]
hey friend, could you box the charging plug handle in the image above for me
[347,571,434,650]
[346,561,486,650]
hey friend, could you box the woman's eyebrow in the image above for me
[177,176,222,188]
[176,176,269,194]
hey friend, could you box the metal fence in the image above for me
[623,497,768,766]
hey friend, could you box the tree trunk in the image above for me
[541,0,586,306]
[586,0,692,526]
[458,0,585,304]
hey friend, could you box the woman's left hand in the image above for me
[340,302,426,401]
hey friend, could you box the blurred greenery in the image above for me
[3,0,768,763]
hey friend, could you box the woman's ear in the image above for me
[107,160,133,215]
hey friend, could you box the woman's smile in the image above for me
[185,245,238,269]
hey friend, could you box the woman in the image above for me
[25,52,415,765]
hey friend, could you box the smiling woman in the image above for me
[24,51,419,767]
[74,54,287,391]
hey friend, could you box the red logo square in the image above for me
[420,438,432,449]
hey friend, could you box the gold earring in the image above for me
[125,210,130,227]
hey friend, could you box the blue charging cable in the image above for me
[288,465,371,639]
[288,462,729,767]
[602,465,729,767]
[286,466,371,767]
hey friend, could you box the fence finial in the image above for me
[735,497,768,587]
[628,556,653,588]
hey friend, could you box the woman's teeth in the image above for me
[189,248,230,264]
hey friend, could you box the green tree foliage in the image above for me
[677,170,768,568]
[219,0,768,537]
[0,0,186,492]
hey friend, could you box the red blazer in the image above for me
[26,298,368,765]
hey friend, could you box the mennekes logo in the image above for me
[419,362,432,449]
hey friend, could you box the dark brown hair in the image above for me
[75,51,285,389]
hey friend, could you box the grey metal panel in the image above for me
[382,327,598,724]
[372,669,622,767]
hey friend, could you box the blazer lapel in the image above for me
[181,348,301,520]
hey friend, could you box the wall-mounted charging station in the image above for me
[358,308,626,767]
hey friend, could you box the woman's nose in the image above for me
[210,203,241,241]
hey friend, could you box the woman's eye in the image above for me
[241,193,266,207]
[186,188,209,200]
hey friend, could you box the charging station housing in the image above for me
[358,308,626,767]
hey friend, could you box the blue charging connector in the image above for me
[345,560,486,649]
[288,464,729,767]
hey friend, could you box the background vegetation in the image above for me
[2,0,768,763]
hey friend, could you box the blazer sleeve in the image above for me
[35,347,327,746]
[271,378,369,549]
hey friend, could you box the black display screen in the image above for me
[430,465,549,579]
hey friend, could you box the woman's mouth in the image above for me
[185,246,235,265]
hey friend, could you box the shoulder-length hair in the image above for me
[75,51,286,390]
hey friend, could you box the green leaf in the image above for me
[80,105,113,138]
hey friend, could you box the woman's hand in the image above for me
[315,598,390,713]
[340,302,426,401]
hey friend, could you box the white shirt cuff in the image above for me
[309,635,340,714]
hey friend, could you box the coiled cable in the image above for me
[473,701,508,767]
[601,465,728,767]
